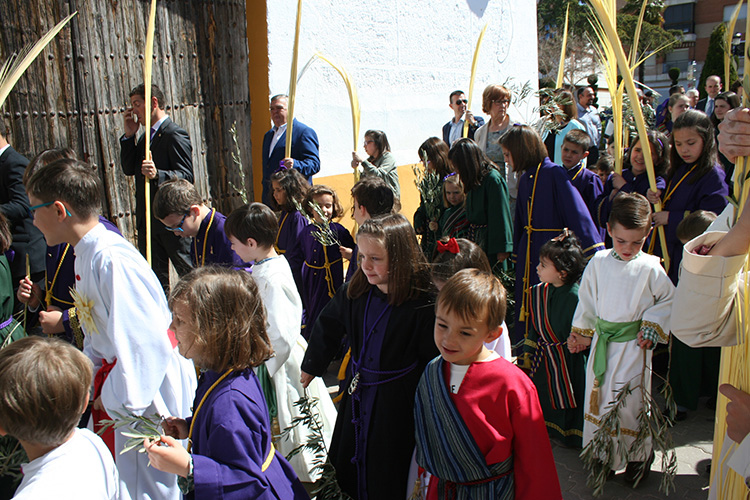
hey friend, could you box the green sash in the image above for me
[592,318,641,386]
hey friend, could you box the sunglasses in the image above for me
[164,212,189,232]
[454,99,468,105]
[28,200,72,218]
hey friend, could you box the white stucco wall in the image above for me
[266,0,540,177]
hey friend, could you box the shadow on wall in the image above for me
[466,0,491,16]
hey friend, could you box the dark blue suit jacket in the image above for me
[442,116,484,145]
[262,119,320,206]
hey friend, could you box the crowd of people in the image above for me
[0,72,747,500]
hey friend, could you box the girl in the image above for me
[437,173,469,242]
[595,130,669,232]
[351,130,400,199]
[299,185,355,334]
[448,138,513,270]
[542,90,586,167]
[500,124,604,347]
[300,214,438,500]
[657,93,689,137]
[413,137,451,259]
[145,267,309,499]
[647,110,728,421]
[524,230,586,448]
[269,166,309,293]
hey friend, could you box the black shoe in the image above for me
[624,452,654,485]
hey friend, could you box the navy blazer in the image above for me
[262,118,320,206]
[0,146,46,279]
[442,116,485,145]
[120,117,194,229]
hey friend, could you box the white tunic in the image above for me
[14,428,118,500]
[74,223,197,500]
[252,256,337,482]
[572,249,674,469]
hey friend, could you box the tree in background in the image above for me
[698,23,738,101]
[537,0,597,86]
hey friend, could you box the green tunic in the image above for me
[524,282,586,448]
[464,168,513,269]
[0,255,25,346]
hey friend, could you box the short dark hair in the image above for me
[449,90,465,103]
[431,238,490,285]
[129,83,166,109]
[224,203,278,248]
[498,125,548,173]
[24,147,76,186]
[609,192,651,231]
[304,185,343,220]
[669,85,684,96]
[0,336,92,446]
[351,177,394,218]
[26,158,102,219]
[596,153,615,175]
[538,230,585,284]
[576,86,592,99]
[153,179,202,220]
[563,129,590,151]
[676,210,717,243]
[364,130,391,158]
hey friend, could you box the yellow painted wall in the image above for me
[246,2,270,202]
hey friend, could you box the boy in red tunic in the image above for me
[414,269,562,500]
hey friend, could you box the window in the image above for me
[664,4,694,34]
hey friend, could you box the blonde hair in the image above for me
[437,268,506,329]
[442,174,465,208]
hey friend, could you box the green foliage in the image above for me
[698,23,737,101]
[97,409,165,456]
[292,199,341,247]
[538,0,594,39]
[616,7,679,60]
[412,152,442,228]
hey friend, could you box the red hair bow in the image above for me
[437,238,460,254]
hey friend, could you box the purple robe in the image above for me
[300,222,355,332]
[566,163,605,239]
[653,163,728,283]
[274,210,308,293]
[187,369,309,500]
[192,209,245,267]
[595,169,667,229]
[513,158,604,345]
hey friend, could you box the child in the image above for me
[351,129,400,199]
[301,214,438,499]
[299,185,355,333]
[500,124,604,347]
[0,336,118,499]
[431,237,511,361]
[524,229,586,448]
[568,193,674,483]
[145,267,309,499]
[448,138,513,270]
[269,166,309,293]
[414,269,562,500]
[17,148,121,347]
[25,158,196,500]
[153,179,245,268]
[436,173,470,242]
[224,203,337,482]
[676,209,717,245]
[0,212,25,346]
[341,176,394,281]
[413,137,451,259]
[560,129,604,232]
[595,153,614,187]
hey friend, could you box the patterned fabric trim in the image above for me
[523,337,538,349]
[611,250,642,262]
[178,455,195,494]
[584,413,638,437]
[546,421,583,438]
[572,326,595,338]
[68,307,85,350]
[641,320,667,343]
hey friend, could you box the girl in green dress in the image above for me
[0,212,25,347]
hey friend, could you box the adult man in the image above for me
[576,86,602,166]
[697,75,722,117]
[120,83,193,289]
[686,88,700,109]
[0,121,45,294]
[442,90,484,146]
[261,94,320,207]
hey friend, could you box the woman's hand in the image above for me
[144,436,191,477]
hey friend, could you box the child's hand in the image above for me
[38,308,64,335]
[428,221,438,232]
[637,331,654,350]
[144,436,190,477]
[611,173,626,190]
[16,277,41,309]
[652,211,669,228]
[567,332,591,353]
[162,417,189,440]
[646,189,662,205]
[300,371,314,389]
[339,246,353,260]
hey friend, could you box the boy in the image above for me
[568,193,674,484]
[561,129,604,233]
[153,178,245,268]
[595,153,614,187]
[341,176,394,281]
[0,336,118,499]
[414,269,561,499]
[25,158,196,500]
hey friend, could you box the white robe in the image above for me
[14,428,118,500]
[572,249,674,469]
[251,256,337,482]
[74,223,197,500]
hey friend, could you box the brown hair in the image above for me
[676,209,717,243]
[609,192,652,231]
[0,336,92,446]
[153,179,202,220]
[431,238,490,285]
[365,130,391,159]
[448,138,495,192]
[351,177,394,218]
[441,174,465,208]
[498,125,548,173]
[303,185,343,220]
[437,268,506,330]
[26,158,102,219]
[538,230,585,284]
[269,167,309,212]
[596,154,615,176]
[169,267,273,372]
[24,147,76,186]
[563,129,590,151]
[0,212,11,254]
[624,130,669,178]
[348,213,432,306]
[418,137,452,179]
[224,203,278,248]
[556,90,578,123]
[481,84,511,114]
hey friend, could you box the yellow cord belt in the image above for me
[304,250,342,298]
[647,164,697,254]
[195,209,216,267]
[274,212,289,254]
[45,244,75,308]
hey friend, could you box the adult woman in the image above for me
[542,89,586,166]
[711,91,741,189]
[474,85,516,200]
[413,137,452,259]
[657,93,690,136]
[352,129,400,199]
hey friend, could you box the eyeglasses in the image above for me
[364,140,374,146]
[454,99,468,105]
[28,200,72,218]
[164,212,189,232]
[493,99,511,106]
